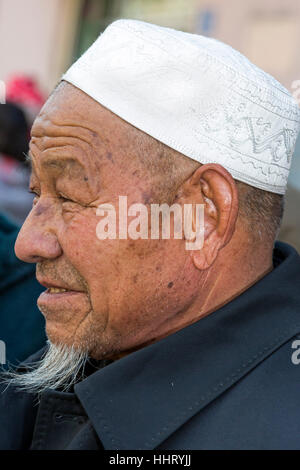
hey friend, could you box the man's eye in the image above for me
[28,190,40,206]
[29,190,74,204]
[59,195,70,202]
[58,194,76,204]
[28,189,40,198]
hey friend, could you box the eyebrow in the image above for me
[26,150,87,174]
[41,156,83,170]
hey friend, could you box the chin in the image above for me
[45,325,84,353]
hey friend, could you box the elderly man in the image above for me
[1,19,300,450]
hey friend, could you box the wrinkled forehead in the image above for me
[30,81,144,166]
[31,81,107,137]
[29,82,142,180]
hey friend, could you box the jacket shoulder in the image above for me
[161,336,300,449]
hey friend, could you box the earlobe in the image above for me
[192,231,222,270]
[187,163,238,271]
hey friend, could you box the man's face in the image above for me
[15,83,199,359]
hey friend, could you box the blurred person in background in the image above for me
[0,213,46,367]
[6,75,46,128]
[0,83,46,368]
[0,102,33,224]
[0,76,45,225]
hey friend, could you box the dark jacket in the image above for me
[0,214,46,366]
[1,242,300,450]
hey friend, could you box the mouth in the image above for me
[37,288,88,316]
[36,277,90,320]
[37,278,85,293]
[47,287,68,294]
[39,288,85,299]
[37,279,87,310]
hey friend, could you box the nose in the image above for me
[15,202,63,263]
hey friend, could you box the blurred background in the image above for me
[0,0,299,250]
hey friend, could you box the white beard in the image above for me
[2,341,88,394]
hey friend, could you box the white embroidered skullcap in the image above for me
[62,19,300,194]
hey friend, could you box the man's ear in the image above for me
[182,163,239,270]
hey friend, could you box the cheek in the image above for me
[112,242,185,312]
[60,209,121,294]
[65,213,93,247]
[134,243,196,305]
[60,210,105,275]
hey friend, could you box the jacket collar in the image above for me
[75,242,300,450]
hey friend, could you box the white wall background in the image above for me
[0,0,81,93]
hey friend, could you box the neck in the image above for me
[199,231,274,317]
[152,230,274,341]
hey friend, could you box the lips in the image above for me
[37,278,84,293]
[36,277,90,319]
[47,287,67,294]
[37,288,88,315]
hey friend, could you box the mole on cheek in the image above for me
[142,191,154,205]
[167,281,174,288]
[106,152,114,163]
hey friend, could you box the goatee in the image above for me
[1,341,88,395]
